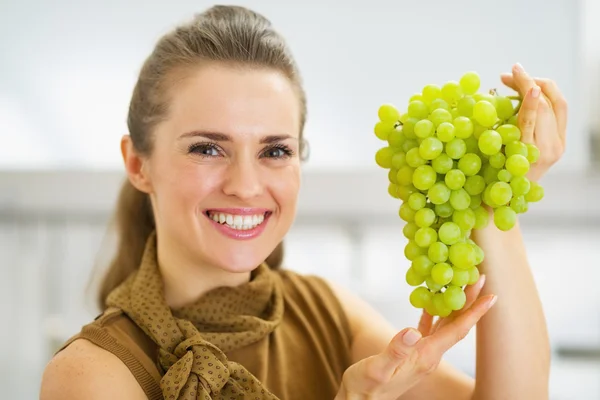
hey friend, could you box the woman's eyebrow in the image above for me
[179,131,296,143]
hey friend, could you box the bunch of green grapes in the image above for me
[374,71,544,317]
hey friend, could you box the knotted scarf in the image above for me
[105,231,284,399]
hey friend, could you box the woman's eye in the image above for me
[189,143,220,157]
[262,146,293,159]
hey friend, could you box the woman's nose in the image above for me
[222,158,264,201]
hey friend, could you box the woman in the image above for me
[40,5,566,400]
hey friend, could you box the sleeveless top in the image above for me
[56,269,353,400]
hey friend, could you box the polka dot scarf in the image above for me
[106,231,284,399]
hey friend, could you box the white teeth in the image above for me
[209,211,268,231]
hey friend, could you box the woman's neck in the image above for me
[156,238,251,309]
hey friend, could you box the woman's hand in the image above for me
[335,276,495,400]
[500,63,568,182]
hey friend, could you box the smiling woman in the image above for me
[39,4,561,400]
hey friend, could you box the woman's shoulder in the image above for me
[40,338,146,400]
[40,308,162,400]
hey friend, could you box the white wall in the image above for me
[0,0,588,171]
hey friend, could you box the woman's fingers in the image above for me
[518,86,541,144]
[532,78,568,144]
[426,294,497,354]
[434,274,487,331]
[418,309,434,336]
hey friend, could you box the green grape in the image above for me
[409,93,423,103]
[510,176,531,196]
[505,154,530,177]
[388,169,398,184]
[433,293,452,317]
[439,222,462,245]
[482,184,497,207]
[444,285,467,310]
[482,165,501,184]
[459,71,480,95]
[405,240,427,261]
[450,108,460,119]
[473,243,484,265]
[441,81,463,104]
[497,124,521,144]
[450,188,471,210]
[489,152,506,169]
[412,255,434,276]
[428,279,446,294]
[432,154,454,174]
[402,138,419,153]
[396,166,415,186]
[473,124,487,140]
[457,96,476,117]
[412,165,437,191]
[449,242,476,269]
[453,116,474,139]
[452,208,476,231]
[525,181,544,202]
[457,153,482,176]
[406,147,427,168]
[526,144,540,163]
[497,169,512,183]
[428,242,449,263]
[490,182,512,206]
[422,84,442,104]
[414,119,435,139]
[420,137,444,160]
[410,286,433,309]
[431,262,453,285]
[406,267,425,286]
[408,100,429,119]
[430,108,453,127]
[510,195,528,213]
[425,300,438,316]
[403,222,419,239]
[374,121,394,140]
[415,208,436,228]
[408,192,427,210]
[494,206,517,231]
[467,267,480,285]
[473,101,498,127]
[388,183,400,199]
[478,130,502,155]
[375,147,395,168]
[430,98,450,111]
[378,104,400,122]
[494,96,515,120]
[446,138,467,159]
[387,129,406,149]
[436,122,456,142]
[445,169,466,190]
[397,185,417,201]
[464,175,485,195]
[399,113,410,124]
[505,141,528,157]
[474,93,497,106]
[508,115,518,125]
[473,206,489,229]
[391,152,407,169]
[415,227,438,248]
[399,202,416,222]
[435,202,454,218]
[469,194,482,209]
[451,268,470,286]
[402,118,419,139]
[428,182,452,204]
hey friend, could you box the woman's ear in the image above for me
[121,135,153,194]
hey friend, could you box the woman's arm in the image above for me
[471,217,550,399]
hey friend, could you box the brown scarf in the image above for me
[106,231,284,399]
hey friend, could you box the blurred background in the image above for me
[1,0,599,398]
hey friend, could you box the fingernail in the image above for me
[514,62,524,73]
[478,274,487,289]
[403,329,422,346]
[487,295,498,309]
[531,86,541,98]
[500,72,511,78]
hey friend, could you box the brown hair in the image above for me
[96,5,307,310]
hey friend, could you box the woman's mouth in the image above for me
[204,209,272,240]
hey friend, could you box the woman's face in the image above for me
[145,64,302,273]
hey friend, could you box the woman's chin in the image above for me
[210,252,268,274]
